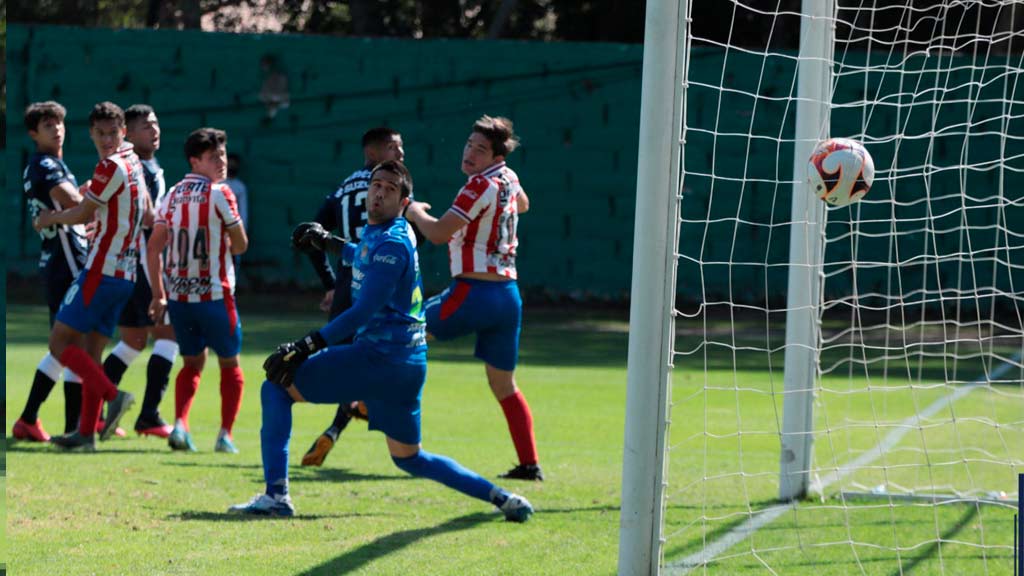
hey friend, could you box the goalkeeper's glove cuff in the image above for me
[296,330,327,356]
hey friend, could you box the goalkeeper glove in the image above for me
[291,222,346,255]
[263,330,327,388]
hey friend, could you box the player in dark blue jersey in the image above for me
[228,160,533,522]
[97,104,179,439]
[12,101,90,442]
[297,127,405,467]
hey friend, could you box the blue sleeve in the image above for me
[320,241,407,344]
[341,242,356,267]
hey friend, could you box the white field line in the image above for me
[664,354,1021,575]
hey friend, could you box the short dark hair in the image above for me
[89,101,125,127]
[24,101,67,132]
[472,115,519,157]
[371,160,413,199]
[184,127,227,161]
[362,127,400,149]
[125,104,156,127]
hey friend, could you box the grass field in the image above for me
[5,303,630,575]
[6,303,1022,575]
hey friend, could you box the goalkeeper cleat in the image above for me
[215,435,239,454]
[227,493,295,517]
[12,418,51,442]
[99,391,135,442]
[51,431,97,452]
[168,427,198,452]
[349,401,369,421]
[301,433,335,467]
[499,464,545,482]
[499,493,534,523]
[134,415,173,439]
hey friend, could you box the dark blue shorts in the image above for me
[55,272,134,338]
[425,279,522,371]
[42,255,80,326]
[118,261,158,328]
[294,341,427,445]
[167,298,242,358]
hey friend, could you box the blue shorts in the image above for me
[55,272,134,338]
[167,298,242,358]
[425,279,522,371]
[294,341,427,445]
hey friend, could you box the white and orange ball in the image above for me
[807,138,874,206]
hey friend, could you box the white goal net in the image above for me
[621,1,1024,574]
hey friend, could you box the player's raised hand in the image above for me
[291,222,330,252]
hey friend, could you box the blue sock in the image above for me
[260,381,293,496]
[392,450,501,504]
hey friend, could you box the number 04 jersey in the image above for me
[155,173,242,302]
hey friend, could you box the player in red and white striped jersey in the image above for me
[38,102,151,451]
[406,115,543,481]
[147,127,249,454]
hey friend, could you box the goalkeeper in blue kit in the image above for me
[228,160,533,521]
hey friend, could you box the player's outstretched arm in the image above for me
[35,196,101,228]
[404,202,466,245]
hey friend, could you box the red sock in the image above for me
[219,365,245,435]
[60,345,117,435]
[499,390,539,466]
[174,366,202,428]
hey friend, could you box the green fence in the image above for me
[6,24,643,297]
[7,25,1021,306]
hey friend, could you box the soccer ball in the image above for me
[807,138,874,206]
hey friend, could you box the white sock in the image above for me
[37,353,63,381]
[111,341,143,366]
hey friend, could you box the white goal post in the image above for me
[620,1,1023,574]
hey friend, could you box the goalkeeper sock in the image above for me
[260,381,294,494]
[174,365,202,428]
[499,390,539,466]
[391,450,496,503]
[219,365,245,435]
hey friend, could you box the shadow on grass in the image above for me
[293,511,494,576]
[160,460,410,483]
[169,510,354,522]
[5,440,152,455]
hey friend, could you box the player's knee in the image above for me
[391,452,426,476]
[261,379,292,407]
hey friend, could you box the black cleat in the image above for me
[51,431,97,452]
[499,464,545,481]
[100,391,135,442]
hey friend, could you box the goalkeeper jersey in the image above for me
[321,216,427,358]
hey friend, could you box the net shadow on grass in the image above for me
[293,511,494,576]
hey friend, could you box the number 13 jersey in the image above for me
[156,173,242,302]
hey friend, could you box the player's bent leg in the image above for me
[386,437,533,523]
[301,404,352,467]
[102,328,146,386]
